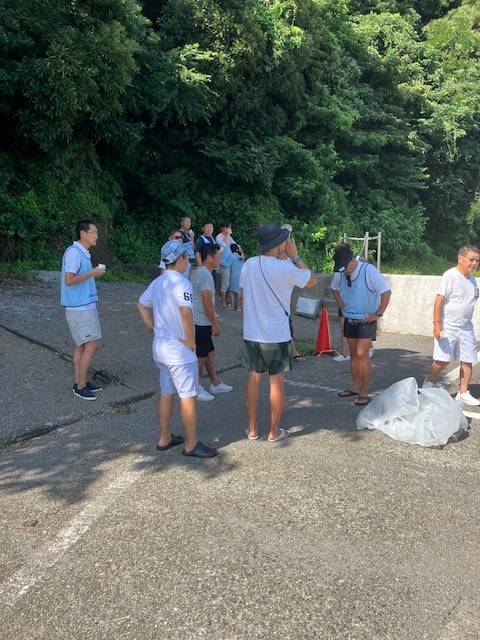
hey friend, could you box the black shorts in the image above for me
[195,325,214,358]
[344,319,377,340]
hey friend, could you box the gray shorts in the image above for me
[241,340,291,375]
[66,308,102,346]
[220,264,231,293]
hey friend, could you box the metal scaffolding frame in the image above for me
[342,231,382,271]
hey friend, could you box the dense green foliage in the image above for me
[1,0,479,270]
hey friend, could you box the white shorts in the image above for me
[66,308,101,346]
[155,361,199,398]
[433,326,478,364]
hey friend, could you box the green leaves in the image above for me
[1,0,480,268]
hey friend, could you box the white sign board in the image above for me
[295,296,320,319]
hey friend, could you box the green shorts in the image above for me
[241,340,291,375]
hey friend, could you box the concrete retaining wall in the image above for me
[294,272,480,337]
[118,265,478,337]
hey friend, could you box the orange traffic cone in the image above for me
[315,308,335,356]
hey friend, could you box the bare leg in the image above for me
[197,357,206,382]
[245,371,262,438]
[73,344,84,385]
[74,339,98,388]
[228,291,234,307]
[268,373,285,440]
[348,338,371,397]
[345,337,361,393]
[157,393,174,448]
[221,291,228,307]
[340,317,349,356]
[426,360,449,384]
[459,361,473,394]
[179,396,198,451]
[204,351,220,387]
[291,339,301,358]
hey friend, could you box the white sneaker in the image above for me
[369,346,374,359]
[456,391,480,406]
[209,380,233,394]
[333,353,351,362]
[198,386,215,401]
[422,379,444,389]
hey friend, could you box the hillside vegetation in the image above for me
[1,0,479,270]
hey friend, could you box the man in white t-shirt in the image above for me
[423,244,480,405]
[239,222,316,442]
[158,229,185,274]
[137,240,217,458]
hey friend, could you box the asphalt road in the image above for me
[1,273,480,639]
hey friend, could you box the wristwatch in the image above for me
[293,256,301,265]
[377,312,383,316]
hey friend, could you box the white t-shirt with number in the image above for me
[439,267,478,330]
[139,270,196,365]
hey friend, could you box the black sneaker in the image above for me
[73,381,102,393]
[73,385,97,401]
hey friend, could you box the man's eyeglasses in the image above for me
[86,230,98,236]
[346,275,352,287]
[174,236,183,240]
[462,256,480,263]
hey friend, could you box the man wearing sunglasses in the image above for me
[332,242,391,406]
[159,229,187,275]
[423,245,480,405]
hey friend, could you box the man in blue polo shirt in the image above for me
[61,219,106,400]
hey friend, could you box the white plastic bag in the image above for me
[356,377,468,447]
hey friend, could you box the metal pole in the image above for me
[364,232,369,261]
[377,232,382,271]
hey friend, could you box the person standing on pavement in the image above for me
[159,229,185,275]
[194,219,216,266]
[332,256,375,363]
[137,240,217,458]
[423,244,480,405]
[228,243,244,311]
[192,243,234,401]
[178,215,196,267]
[215,220,244,309]
[239,222,317,442]
[332,243,391,407]
[277,226,306,362]
[61,219,106,400]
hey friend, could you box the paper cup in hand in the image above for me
[98,263,106,270]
